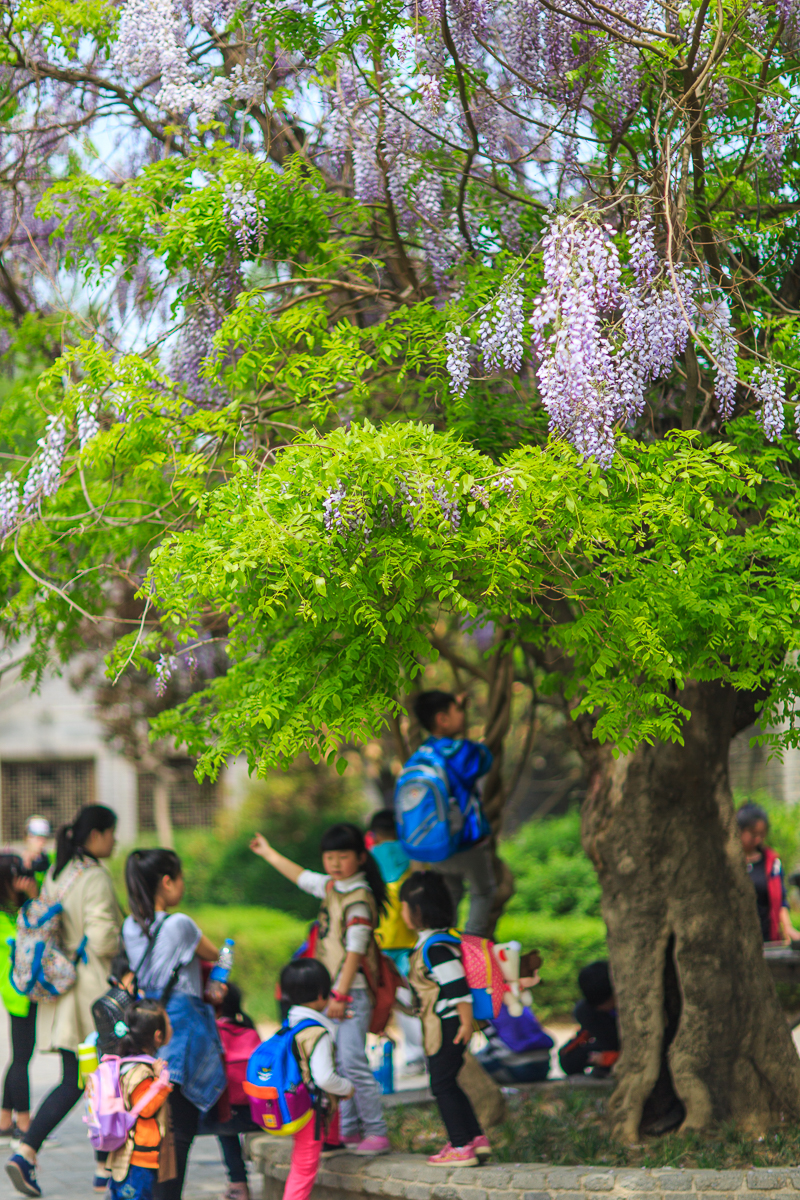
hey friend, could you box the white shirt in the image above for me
[287,1005,352,1097]
[297,870,374,986]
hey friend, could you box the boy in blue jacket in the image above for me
[412,691,496,936]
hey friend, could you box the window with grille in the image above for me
[137,758,218,831]
[1,759,96,841]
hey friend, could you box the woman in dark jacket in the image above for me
[738,802,800,943]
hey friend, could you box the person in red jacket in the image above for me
[738,803,800,943]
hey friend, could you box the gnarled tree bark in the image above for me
[582,680,800,1140]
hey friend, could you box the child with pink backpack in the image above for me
[399,871,490,1168]
[84,1000,174,1200]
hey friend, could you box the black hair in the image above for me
[109,948,132,987]
[280,958,332,1006]
[54,805,117,879]
[0,854,22,914]
[399,870,454,930]
[578,960,613,1007]
[319,823,387,915]
[125,848,182,933]
[219,981,256,1029]
[736,802,769,832]
[413,690,457,733]
[117,999,169,1058]
[368,810,398,838]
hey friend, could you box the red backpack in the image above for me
[217,1018,262,1106]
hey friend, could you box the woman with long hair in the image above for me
[5,805,120,1199]
[0,856,38,1144]
[122,848,226,1200]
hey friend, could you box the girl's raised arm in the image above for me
[249,833,304,884]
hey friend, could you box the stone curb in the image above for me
[250,1139,800,1200]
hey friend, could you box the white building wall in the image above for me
[0,658,139,843]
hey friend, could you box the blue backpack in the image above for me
[243,1018,324,1136]
[394,743,464,862]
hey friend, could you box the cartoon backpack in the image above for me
[83,1056,170,1152]
[394,743,464,862]
[421,931,528,1020]
[244,1019,323,1136]
[11,861,89,1002]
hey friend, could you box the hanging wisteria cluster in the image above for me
[115,0,260,121]
[0,403,104,542]
[479,280,524,373]
[441,209,770,466]
[752,364,786,441]
[223,183,265,254]
[696,298,738,421]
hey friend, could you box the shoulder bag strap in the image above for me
[132,913,170,982]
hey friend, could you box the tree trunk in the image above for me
[481,628,516,937]
[582,680,800,1141]
[153,768,175,849]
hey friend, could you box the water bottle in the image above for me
[372,1039,394,1095]
[78,1031,99,1083]
[207,939,235,1002]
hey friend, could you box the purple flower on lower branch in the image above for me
[753,364,785,442]
[446,329,471,396]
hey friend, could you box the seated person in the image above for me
[558,960,619,1078]
[475,1003,554,1084]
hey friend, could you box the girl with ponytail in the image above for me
[105,1000,173,1200]
[6,805,121,1199]
[121,849,225,1200]
[250,822,390,1156]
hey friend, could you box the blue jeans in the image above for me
[334,989,387,1139]
[109,1165,156,1200]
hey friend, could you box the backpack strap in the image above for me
[130,915,178,1002]
[287,1019,326,1140]
[421,931,461,973]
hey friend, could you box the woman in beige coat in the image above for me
[5,805,121,1200]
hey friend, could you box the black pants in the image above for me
[22,1049,83,1152]
[428,1022,482,1149]
[2,1005,37,1114]
[218,1135,247,1184]
[154,1084,200,1200]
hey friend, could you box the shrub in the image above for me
[500,809,602,919]
[184,904,309,1021]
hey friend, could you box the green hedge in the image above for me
[183,904,309,1022]
[176,903,606,1024]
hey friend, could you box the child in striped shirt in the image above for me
[400,871,489,1168]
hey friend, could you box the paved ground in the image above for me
[0,1013,255,1200]
[0,1007,606,1200]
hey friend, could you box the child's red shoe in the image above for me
[471,1135,491,1162]
[427,1143,479,1167]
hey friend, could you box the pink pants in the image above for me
[283,1112,339,1200]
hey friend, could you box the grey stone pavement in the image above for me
[0,1013,261,1200]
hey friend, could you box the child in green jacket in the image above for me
[0,855,38,1142]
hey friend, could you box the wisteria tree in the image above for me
[2,0,800,1139]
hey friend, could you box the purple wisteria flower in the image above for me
[77,401,100,449]
[0,473,20,539]
[23,415,66,509]
[446,328,471,396]
[753,364,785,442]
[155,653,178,697]
[479,279,524,373]
[697,297,738,421]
